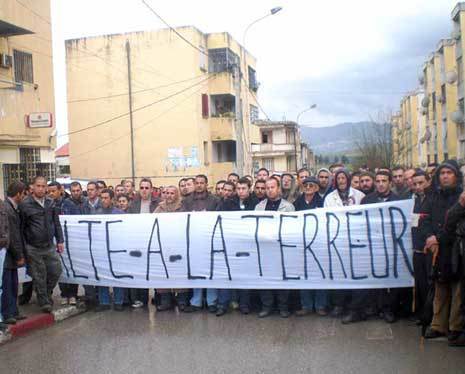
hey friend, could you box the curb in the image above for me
[0,305,86,345]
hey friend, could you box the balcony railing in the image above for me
[252,143,295,153]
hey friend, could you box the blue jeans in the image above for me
[0,249,5,322]
[300,290,328,311]
[98,286,125,305]
[2,269,19,319]
[190,288,217,307]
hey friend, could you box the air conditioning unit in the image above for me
[0,54,13,69]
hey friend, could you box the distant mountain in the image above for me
[300,121,383,155]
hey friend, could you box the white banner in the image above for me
[57,200,414,289]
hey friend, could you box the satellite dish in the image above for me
[446,70,458,84]
[421,96,430,108]
[451,110,465,124]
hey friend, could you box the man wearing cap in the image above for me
[293,176,328,316]
[422,160,464,342]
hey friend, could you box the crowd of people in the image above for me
[1,160,465,347]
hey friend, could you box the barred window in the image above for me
[250,104,259,123]
[14,49,34,83]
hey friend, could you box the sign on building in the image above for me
[25,112,53,128]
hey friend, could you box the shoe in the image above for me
[230,301,239,310]
[177,303,187,312]
[69,297,77,306]
[449,332,465,347]
[330,306,344,318]
[316,308,328,317]
[3,317,17,325]
[258,309,272,318]
[216,308,227,317]
[364,306,378,318]
[114,304,124,312]
[279,310,290,318]
[448,331,462,342]
[94,304,111,312]
[295,309,311,317]
[156,303,173,312]
[41,304,53,313]
[342,311,366,324]
[60,298,69,306]
[14,314,27,321]
[182,305,202,313]
[383,311,396,324]
[424,327,446,339]
[239,306,250,315]
[208,305,217,314]
[131,300,144,309]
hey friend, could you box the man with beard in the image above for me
[317,168,333,200]
[359,171,375,196]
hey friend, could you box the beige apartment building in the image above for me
[251,120,310,173]
[66,28,264,186]
[0,0,56,197]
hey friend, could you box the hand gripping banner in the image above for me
[58,200,414,289]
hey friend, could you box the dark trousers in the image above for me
[259,290,289,311]
[331,290,350,309]
[348,289,376,312]
[20,281,33,302]
[413,252,432,317]
[59,283,78,298]
[2,269,19,319]
[380,288,412,315]
[129,288,149,305]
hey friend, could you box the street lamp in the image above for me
[294,104,317,171]
[243,7,283,47]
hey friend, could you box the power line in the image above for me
[140,0,209,57]
[67,73,207,103]
[15,0,51,25]
[70,78,211,159]
[61,74,216,138]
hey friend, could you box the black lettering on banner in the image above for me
[389,207,414,277]
[365,209,389,278]
[326,213,347,280]
[63,220,87,279]
[346,211,367,280]
[209,215,231,280]
[241,214,274,276]
[303,213,325,279]
[145,218,169,280]
[278,214,300,280]
[104,220,134,279]
[78,220,101,280]
[186,214,206,279]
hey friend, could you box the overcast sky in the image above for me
[51,0,459,144]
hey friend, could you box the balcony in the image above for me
[0,20,33,37]
[251,143,296,157]
[210,117,235,141]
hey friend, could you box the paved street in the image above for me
[1,306,465,374]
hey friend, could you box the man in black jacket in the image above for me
[2,182,27,324]
[216,178,258,316]
[411,170,432,322]
[422,160,463,341]
[342,171,400,324]
[19,176,64,313]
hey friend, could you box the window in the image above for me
[208,48,239,73]
[203,141,209,166]
[13,49,33,83]
[261,131,272,144]
[201,94,209,118]
[212,140,236,162]
[286,156,295,171]
[263,158,274,171]
[248,66,258,91]
[210,94,235,117]
[250,105,259,123]
[286,129,295,144]
[458,57,463,85]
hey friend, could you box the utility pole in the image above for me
[233,62,245,176]
[126,40,136,183]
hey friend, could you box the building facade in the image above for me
[66,28,262,186]
[251,120,309,174]
[0,0,56,197]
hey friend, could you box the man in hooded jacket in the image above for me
[421,160,464,342]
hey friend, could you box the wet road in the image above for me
[1,307,465,374]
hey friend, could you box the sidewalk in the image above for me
[0,290,87,345]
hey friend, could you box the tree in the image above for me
[341,155,349,164]
[333,155,340,163]
[352,110,410,170]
